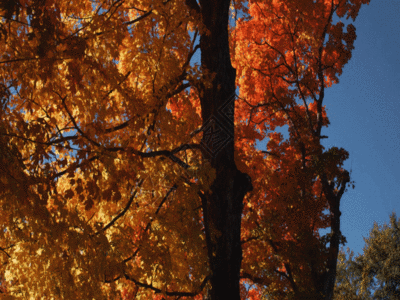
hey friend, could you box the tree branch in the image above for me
[123,273,210,297]
[123,9,153,26]
[94,179,144,236]
[121,183,178,265]
[185,0,201,15]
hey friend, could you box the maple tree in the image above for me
[0,0,370,299]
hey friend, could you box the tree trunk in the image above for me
[197,1,253,299]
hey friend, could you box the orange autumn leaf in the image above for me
[0,0,368,299]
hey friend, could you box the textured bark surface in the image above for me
[197,0,253,299]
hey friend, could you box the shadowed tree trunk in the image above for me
[186,0,254,299]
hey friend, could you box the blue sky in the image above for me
[257,0,400,258]
[315,0,400,257]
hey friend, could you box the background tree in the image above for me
[333,212,400,300]
[333,247,366,300]
[0,0,369,299]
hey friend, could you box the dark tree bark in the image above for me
[316,171,350,300]
[186,0,253,299]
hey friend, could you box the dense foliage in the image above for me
[334,212,400,300]
[0,0,369,299]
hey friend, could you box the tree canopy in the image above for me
[0,0,369,299]
[334,212,400,300]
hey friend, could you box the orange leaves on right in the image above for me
[233,0,368,297]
